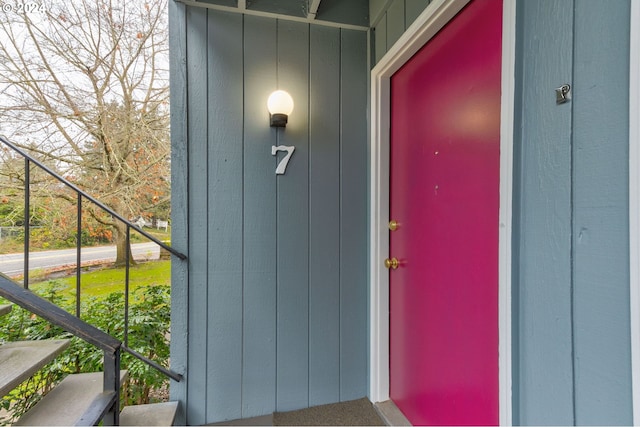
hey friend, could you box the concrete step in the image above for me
[15,370,128,426]
[120,401,179,426]
[0,339,70,396]
[0,304,11,317]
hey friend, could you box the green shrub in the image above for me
[0,282,171,425]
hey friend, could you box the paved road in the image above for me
[0,242,161,276]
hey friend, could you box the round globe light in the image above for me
[267,90,294,115]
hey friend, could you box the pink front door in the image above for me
[388,1,502,425]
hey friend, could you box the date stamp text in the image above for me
[1,2,47,13]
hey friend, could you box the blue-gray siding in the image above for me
[370,0,431,65]
[513,0,632,424]
[168,0,189,424]
[170,5,369,424]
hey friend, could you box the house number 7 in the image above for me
[271,145,295,175]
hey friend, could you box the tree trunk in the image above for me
[114,220,135,267]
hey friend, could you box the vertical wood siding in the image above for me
[513,0,632,424]
[309,25,341,407]
[371,0,431,66]
[168,1,189,425]
[572,1,631,423]
[170,7,368,424]
[207,10,244,422]
[242,16,278,420]
[339,29,369,402]
[513,1,575,423]
[275,19,311,412]
[185,6,209,425]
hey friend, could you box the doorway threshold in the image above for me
[374,400,412,426]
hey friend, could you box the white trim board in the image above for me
[629,0,640,422]
[368,0,515,425]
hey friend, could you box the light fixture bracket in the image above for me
[270,113,288,127]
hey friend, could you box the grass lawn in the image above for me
[28,260,171,301]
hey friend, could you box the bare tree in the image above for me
[0,0,170,266]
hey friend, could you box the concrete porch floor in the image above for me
[207,398,410,426]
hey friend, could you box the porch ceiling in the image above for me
[174,0,370,30]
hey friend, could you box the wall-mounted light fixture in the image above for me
[267,90,294,127]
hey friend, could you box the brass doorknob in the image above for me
[388,220,398,231]
[384,257,399,269]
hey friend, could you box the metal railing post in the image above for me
[76,194,82,318]
[102,347,121,426]
[23,158,29,289]
[124,226,130,347]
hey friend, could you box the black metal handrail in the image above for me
[0,135,186,262]
[0,135,185,422]
[0,274,120,352]
[0,273,122,424]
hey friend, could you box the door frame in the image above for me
[368,0,516,424]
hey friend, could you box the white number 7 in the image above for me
[271,145,295,175]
